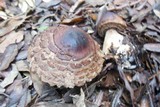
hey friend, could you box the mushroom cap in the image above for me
[97,11,127,37]
[28,25,104,88]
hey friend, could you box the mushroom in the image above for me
[96,6,130,55]
[28,25,104,88]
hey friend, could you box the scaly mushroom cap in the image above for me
[28,25,104,88]
[97,11,127,37]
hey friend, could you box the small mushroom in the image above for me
[96,6,130,55]
[28,25,104,88]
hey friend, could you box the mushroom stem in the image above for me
[102,29,124,54]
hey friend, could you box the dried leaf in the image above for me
[111,88,123,107]
[85,0,106,6]
[0,44,18,71]
[69,0,84,13]
[26,0,35,7]
[0,15,26,37]
[33,102,76,107]
[94,90,103,106]
[153,4,160,19]
[0,11,7,20]
[0,0,5,9]
[0,64,19,88]
[39,0,61,8]
[0,31,24,53]
[6,78,29,107]
[118,65,135,102]
[16,60,29,72]
[42,0,51,2]
[132,23,147,32]
[17,88,31,107]
[61,16,85,24]
[143,43,160,52]
[140,96,150,107]
[100,71,119,87]
[72,89,86,107]
[18,0,29,13]
[132,72,147,84]
[16,50,28,60]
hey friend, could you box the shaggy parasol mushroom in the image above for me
[96,6,130,55]
[28,25,104,88]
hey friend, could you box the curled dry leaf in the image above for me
[0,31,24,53]
[0,44,18,71]
[0,15,26,37]
[0,64,19,88]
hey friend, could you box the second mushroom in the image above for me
[97,6,130,56]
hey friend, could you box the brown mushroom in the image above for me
[28,25,104,88]
[96,6,128,55]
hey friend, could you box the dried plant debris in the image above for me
[0,0,160,107]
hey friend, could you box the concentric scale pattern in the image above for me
[28,25,104,88]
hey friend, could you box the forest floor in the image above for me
[0,0,160,107]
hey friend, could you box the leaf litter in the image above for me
[0,0,160,107]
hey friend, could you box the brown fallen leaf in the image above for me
[0,15,26,37]
[0,31,24,53]
[100,70,119,88]
[61,16,85,24]
[0,44,18,71]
